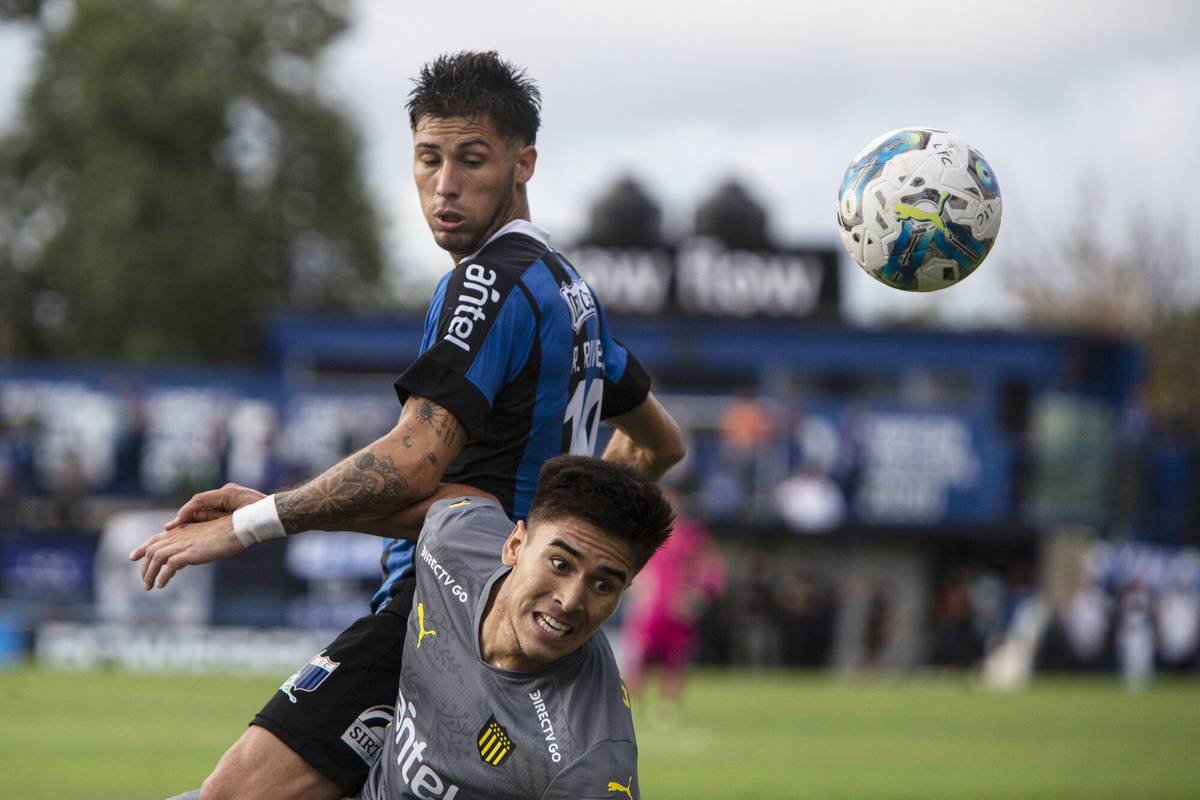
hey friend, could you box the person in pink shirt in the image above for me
[623,493,726,709]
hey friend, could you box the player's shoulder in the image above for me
[466,220,553,278]
[557,632,637,745]
[421,496,511,556]
[425,495,509,534]
[436,222,554,331]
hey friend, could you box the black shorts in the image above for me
[252,574,415,795]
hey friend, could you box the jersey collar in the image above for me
[458,219,551,264]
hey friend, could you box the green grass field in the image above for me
[2,667,1198,799]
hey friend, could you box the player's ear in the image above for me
[501,520,527,567]
[514,145,536,186]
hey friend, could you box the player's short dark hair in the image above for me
[407,51,541,145]
[528,456,674,573]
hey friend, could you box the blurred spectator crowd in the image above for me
[0,377,397,528]
[2,372,1198,678]
[690,387,1199,547]
[1042,543,1200,676]
[3,372,1197,543]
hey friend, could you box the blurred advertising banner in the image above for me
[31,518,382,673]
[778,407,1007,530]
[1084,541,1200,595]
[851,411,999,525]
[0,533,94,600]
[0,373,396,499]
[571,239,840,320]
[283,531,383,630]
[34,623,338,674]
[1035,540,1200,683]
[96,510,212,625]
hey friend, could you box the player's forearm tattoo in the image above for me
[276,450,410,534]
[417,399,467,450]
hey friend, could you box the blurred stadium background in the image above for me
[1,1,1198,798]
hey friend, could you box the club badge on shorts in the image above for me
[280,652,340,703]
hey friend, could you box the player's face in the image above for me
[412,114,536,262]
[498,515,635,669]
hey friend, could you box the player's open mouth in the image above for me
[534,612,572,639]
[435,211,465,230]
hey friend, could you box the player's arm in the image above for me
[601,391,686,480]
[129,394,467,589]
[271,395,466,533]
[354,482,498,540]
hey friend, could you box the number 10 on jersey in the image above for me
[564,379,603,455]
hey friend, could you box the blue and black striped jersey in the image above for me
[373,220,650,608]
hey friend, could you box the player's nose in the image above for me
[435,162,460,197]
[555,577,586,616]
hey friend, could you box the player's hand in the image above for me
[163,483,265,530]
[128,515,246,590]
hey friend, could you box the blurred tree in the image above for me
[0,0,386,363]
[1145,307,1200,420]
[1004,197,1198,418]
[0,0,42,20]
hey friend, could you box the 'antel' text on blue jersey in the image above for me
[374,221,651,608]
[356,497,640,800]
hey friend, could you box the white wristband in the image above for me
[232,495,286,548]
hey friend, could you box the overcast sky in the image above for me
[2,0,1198,325]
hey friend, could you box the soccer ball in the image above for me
[837,128,1002,292]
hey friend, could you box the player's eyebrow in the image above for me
[454,138,493,150]
[548,539,628,585]
[415,138,493,151]
[596,564,628,585]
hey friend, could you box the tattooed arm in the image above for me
[353,482,498,540]
[274,395,468,533]
[130,395,468,589]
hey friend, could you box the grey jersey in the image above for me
[358,497,640,800]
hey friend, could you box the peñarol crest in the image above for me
[477,715,514,766]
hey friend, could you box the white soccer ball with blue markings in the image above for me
[837,128,1002,292]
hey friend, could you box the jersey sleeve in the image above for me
[395,262,537,440]
[600,335,651,420]
[540,739,640,800]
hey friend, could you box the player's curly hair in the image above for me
[407,51,542,145]
[528,456,674,573]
